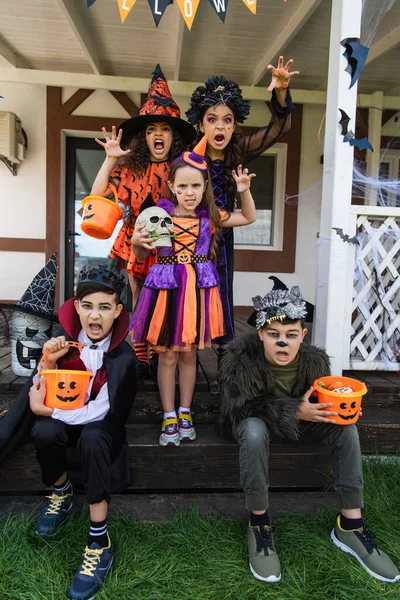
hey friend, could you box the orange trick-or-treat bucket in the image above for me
[312,376,367,425]
[80,183,123,240]
[38,342,93,410]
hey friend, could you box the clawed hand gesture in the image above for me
[267,56,299,92]
[95,126,130,158]
[232,165,256,193]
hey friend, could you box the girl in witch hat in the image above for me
[91,64,195,371]
[186,57,299,358]
[129,135,256,447]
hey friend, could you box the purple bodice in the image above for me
[142,198,219,290]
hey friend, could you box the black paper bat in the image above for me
[332,228,359,245]
[340,38,370,89]
[339,109,351,136]
[349,137,374,152]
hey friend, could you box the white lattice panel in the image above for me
[349,212,400,370]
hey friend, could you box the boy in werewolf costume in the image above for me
[217,286,399,585]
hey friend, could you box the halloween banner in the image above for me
[148,0,173,26]
[175,0,201,30]
[207,0,228,22]
[118,0,137,24]
[87,0,281,27]
[241,0,257,14]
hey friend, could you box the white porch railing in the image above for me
[344,206,400,371]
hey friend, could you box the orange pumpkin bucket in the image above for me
[80,183,123,240]
[38,342,94,411]
[312,376,367,425]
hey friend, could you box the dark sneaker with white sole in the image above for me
[68,534,114,600]
[331,516,400,583]
[247,524,281,583]
[36,489,73,537]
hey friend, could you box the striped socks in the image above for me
[88,518,108,549]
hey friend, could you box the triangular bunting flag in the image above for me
[176,0,200,30]
[148,0,173,26]
[208,0,228,22]
[118,0,137,23]
[241,0,256,14]
[87,0,97,6]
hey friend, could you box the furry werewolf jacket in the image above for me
[216,332,331,441]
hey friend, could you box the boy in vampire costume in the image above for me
[216,286,399,585]
[0,266,136,600]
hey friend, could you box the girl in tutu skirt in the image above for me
[130,135,256,446]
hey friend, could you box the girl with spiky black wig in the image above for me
[186,57,299,354]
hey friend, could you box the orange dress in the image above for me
[108,161,170,278]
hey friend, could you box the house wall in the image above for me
[0,84,324,306]
[0,82,47,300]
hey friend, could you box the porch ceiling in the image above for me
[0,0,399,95]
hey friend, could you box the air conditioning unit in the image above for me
[0,111,26,163]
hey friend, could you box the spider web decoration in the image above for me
[17,253,57,318]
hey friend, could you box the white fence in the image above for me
[344,206,400,371]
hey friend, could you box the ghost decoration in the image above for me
[11,253,57,377]
[135,206,174,248]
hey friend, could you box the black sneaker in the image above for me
[68,534,114,600]
[36,488,73,537]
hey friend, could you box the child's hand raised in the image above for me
[232,165,256,193]
[95,126,130,159]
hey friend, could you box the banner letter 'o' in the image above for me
[184,0,193,17]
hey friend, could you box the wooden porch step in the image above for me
[1,414,399,495]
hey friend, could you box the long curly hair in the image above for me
[194,125,244,212]
[120,128,186,176]
[167,159,221,263]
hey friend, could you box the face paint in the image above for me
[276,341,288,347]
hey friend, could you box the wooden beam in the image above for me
[54,0,103,75]
[366,25,400,65]
[0,238,45,252]
[0,36,30,69]
[250,0,324,86]
[2,68,400,109]
[174,6,185,81]
[109,91,138,116]
[61,89,95,116]
[382,110,398,127]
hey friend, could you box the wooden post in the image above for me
[365,90,383,206]
[313,0,363,373]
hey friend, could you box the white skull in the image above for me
[135,207,174,248]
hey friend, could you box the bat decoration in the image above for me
[349,137,374,152]
[342,126,374,153]
[340,38,370,89]
[339,109,351,136]
[332,228,359,246]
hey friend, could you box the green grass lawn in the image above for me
[1,458,400,600]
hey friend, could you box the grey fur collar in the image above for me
[216,333,331,440]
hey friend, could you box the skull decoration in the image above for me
[135,207,174,248]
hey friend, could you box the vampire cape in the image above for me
[215,332,330,441]
[0,298,136,493]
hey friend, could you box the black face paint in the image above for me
[276,341,288,347]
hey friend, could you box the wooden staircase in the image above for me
[1,318,399,495]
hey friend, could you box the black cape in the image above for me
[216,332,331,441]
[0,297,136,493]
